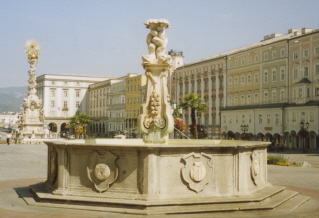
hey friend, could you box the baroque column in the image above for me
[19,39,45,139]
[138,19,174,144]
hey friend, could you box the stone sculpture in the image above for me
[138,19,174,144]
[19,39,45,139]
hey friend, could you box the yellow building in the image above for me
[125,74,146,138]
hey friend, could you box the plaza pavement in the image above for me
[0,138,319,217]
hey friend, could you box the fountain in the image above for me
[24,20,310,215]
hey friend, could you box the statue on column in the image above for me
[19,39,45,140]
[138,19,174,144]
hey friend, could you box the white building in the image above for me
[36,74,114,134]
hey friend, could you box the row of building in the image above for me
[35,27,319,151]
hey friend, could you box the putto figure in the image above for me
[142,19,171,64]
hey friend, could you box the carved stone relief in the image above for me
[181,152,213,193]
[87,151,118,193]
[47,147,58,185]
[251,149,260,186]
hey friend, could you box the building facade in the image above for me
[174,27,319,151]
[36,74,113,135]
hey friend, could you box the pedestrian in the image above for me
[6,133,12,145]
[0,134,2,142]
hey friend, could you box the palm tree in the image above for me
[69,113,92,139]
[78,113,92,139]
[180,93,208,139]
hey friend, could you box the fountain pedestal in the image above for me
[33,139,310,215]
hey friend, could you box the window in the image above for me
[254,94,258,104]
[315,65,319,75]
[272,51,277,59]
[300,111,306,122]
[52,81,55,85]
[280,90,285,102]
[76,90,80,97]
[235,60,238,67]
[272,70,276,82]
[264,53,268,61]
[292,112,296,123]
[267,114,270,124]
[228,77,232,87]
[76,101,80,108]
[240,95,244,105]
[315,47,319,55]
[248,57,251,64]
[304,49,309,58]
[255,55,259,62]
[307,88,310,97]
[254,73,259,83]
[247,94,251,104]
[264,71,268,83]
[249,115,252,123]
[280,68,285,80]
[50,101,55,107]
[229,62,232,68]
[293,68,298,79]
[293,52,298,59]
[234,96,238,105]
[241,58,245,65]
[280,48,285,57]
[315,87,319,97]
[298,88,303,98]
[241,75,245,85]
[304,66,309,77]
[229,115,232,124]
[241,115,245,123]
[247,74,251,84]
[51,89,55,97]
[264,92,268,103]
[275,114,279,125]
[272,91,277,102]
[228,97,232,106]
[63,101,68,108]
[234,77,238,87]
[310,111,315,123]
[259,114,262,124]
[63,90,68,97]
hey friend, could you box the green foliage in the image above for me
[267,155,288,164]
[180,93,208,139]
[69,113,92,139]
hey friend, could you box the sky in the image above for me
[1,0,319,88]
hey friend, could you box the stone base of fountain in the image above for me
[21,139,310,215]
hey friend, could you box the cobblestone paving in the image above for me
[0,139,319,217]
[0,143,47,181]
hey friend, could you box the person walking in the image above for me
[6,133,12,145]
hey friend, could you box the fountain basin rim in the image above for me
[44,139,270,149]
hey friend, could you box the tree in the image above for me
[180,93,208,139]
[69,113,92,139]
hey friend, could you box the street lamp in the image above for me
[299,121,309,153]
[240,124,249,140]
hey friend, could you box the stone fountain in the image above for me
[25,20,310,216]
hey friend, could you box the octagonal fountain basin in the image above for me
[31,139,309,215]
